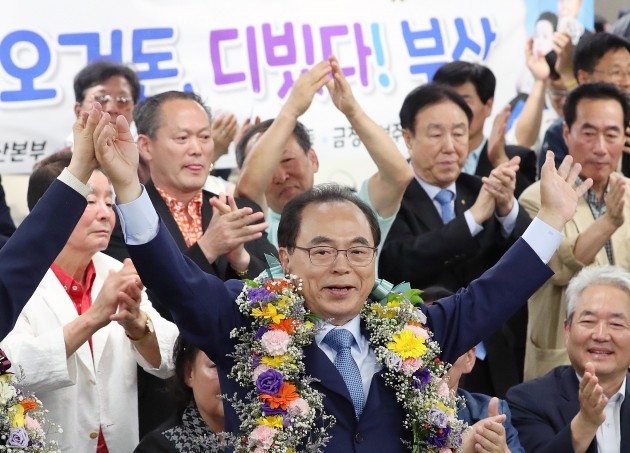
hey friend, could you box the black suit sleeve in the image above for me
[0,176,16,240]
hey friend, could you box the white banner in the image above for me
[0,0,592,189]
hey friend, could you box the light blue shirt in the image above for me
[116,187,562,392]
[463,137,487,175]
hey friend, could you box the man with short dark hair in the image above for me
[433,61,536,196]
[507,265,630,453]
[540,32,630,173]
[519,82,630,379]
[90,71,592,450]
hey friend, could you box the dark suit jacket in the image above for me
[379,173,532,397]
[507,366,630,453]
[0,175,16,249]
[104,181,277,438]
[475,142,536,198]
[0,180,86,340]
[379,173,531,291]
[126,218,553,452]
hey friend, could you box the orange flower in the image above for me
[264,279,291,293]
[270,319,297,335]
[19,400,38,412]
[259,382,299,410]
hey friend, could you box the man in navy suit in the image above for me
[93,61,591,451]
[0,106,102,340]
[507,265,630,453]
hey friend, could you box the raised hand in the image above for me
[79,259,142,335]
[460,398,508,453]
[552,32,575,83]
[196,193,268,270]
[326,55,360,119]
[604,174,626,228]
[578,362,607,427]
[109,259,146,336]
[526,37,551,81]
[68,103,103,183]
[487,105,511,167]
[93,112,141,203]
[538,151,592,231]
[482,156,519,217]
[470,185,497,225]
[283,59,331,119]
[211,113,238,160]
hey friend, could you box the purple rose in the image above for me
[412,368,431,390]
[261,401,288,416]
[256,369,284,395]
[428,407,449,428]
[428,425,451,448]
[8,427,29,448]
[248,287,277,306]
[255,326,269,340]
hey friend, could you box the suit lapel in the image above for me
[39,271,96,377]
[405,180,444,230]
[90,255,113,369]
[303,342,353,406]
[454,178,477,216]
[202,190,229,276]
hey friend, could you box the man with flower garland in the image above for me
[92,58,592,451]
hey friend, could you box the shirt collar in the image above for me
[412,161,457,200]
[155,186,203,213]
[314,314,366,353]
[50,260,97,295]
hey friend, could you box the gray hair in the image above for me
[565,265,630,324]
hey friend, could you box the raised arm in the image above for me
[326,55,412,217]
[515,37,551,149]
[235,60,332,211]
[0,106,102,340]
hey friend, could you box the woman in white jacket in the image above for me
[1,151,179,452]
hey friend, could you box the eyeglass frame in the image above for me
[91,93,133,106]
[293,245,378,267]
[590,67,630,82]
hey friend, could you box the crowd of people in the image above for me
[2,10,630,453]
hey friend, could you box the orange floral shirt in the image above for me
[156,187,204,247]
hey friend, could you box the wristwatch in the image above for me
[126,313,155,342]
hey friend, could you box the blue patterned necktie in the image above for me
[323,329,364,419]
[434,189,455,224]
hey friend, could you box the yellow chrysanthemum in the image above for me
[436,401,454,415]
[252,303,286,324]
[387,329,427,359]
[258,415,284,429]
[261,355,288,368]
[9,403,25,428]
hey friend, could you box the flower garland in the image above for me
[0,351,61,453]
[224,258,466,452]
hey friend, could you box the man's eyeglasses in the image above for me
[294,245,377,267]
[591,67,630,82]
[92,94,133,107]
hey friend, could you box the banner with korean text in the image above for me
[0,0,593,189]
